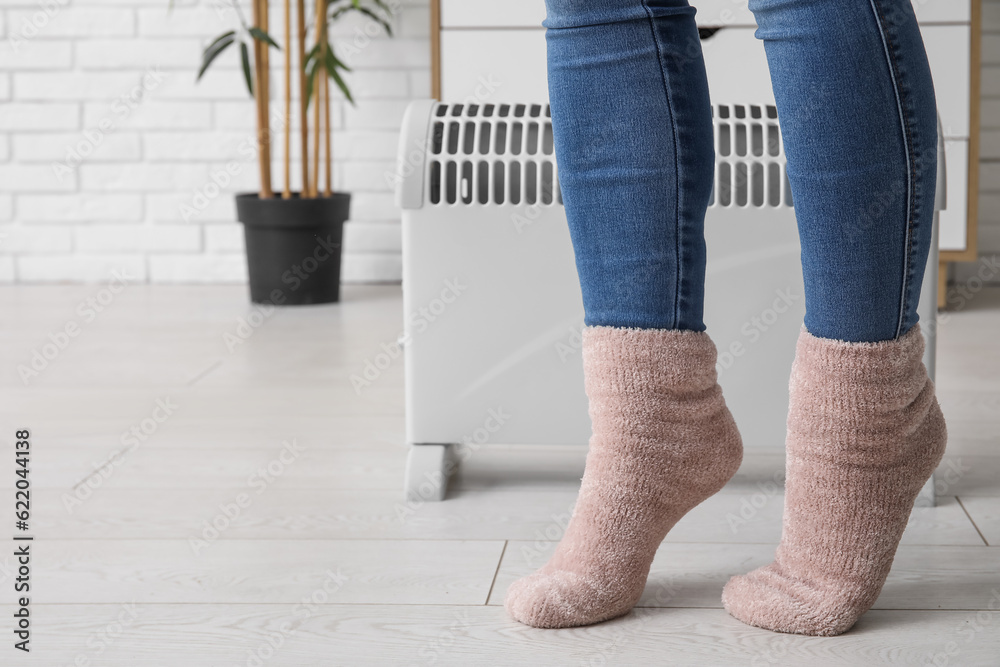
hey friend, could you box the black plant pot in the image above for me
[235,192,351,305]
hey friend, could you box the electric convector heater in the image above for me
[396,100,945,505]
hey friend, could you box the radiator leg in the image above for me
[404,443,456,502]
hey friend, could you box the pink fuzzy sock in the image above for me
[722,324,947,636]
[504,326,743,628]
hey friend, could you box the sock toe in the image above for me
[504,570,632,629]
[722,566,857,637]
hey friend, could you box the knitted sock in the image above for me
[504,326,743,628]
[722,324,947,636]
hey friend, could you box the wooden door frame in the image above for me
[431,0,442,100]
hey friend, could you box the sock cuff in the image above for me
[790,322,938,438]
[581,325,719,397]
[795,323,926,380]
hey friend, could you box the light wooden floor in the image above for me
[1,284,998,666]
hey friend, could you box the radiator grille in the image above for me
[427,103,561,207]
[710,103,793,209]
[425,102,792,210]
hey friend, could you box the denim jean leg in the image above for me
[747,0,938,342]
[543,0,715,331]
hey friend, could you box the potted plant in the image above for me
[194,0,394,304]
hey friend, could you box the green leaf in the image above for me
[304,55,319,107]
[321,45,354,105]
[249,27,281,50]
[204,30,236,53]
[352,6,392,36]
[328,2,392,37]
[240,41,254,97]
[304,43,320,66]
[369,0,393,16]
[327,62,354,106]
[328,46,350,72]
[197,31,236,81]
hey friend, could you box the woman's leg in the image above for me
[544,0,714,331]
[723,0,947,636]
[503,0,742,629]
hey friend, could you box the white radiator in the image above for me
[395,100,944,505]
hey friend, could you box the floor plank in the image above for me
[23,486,986,547]
[4,605,997,666]
[33,539,505,605]
[959,496,1000,546]
[488,542,1000,611]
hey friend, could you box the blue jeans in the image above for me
[545,0,938,342]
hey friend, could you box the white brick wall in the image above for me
[0,0,429,283]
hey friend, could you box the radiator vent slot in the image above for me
[710,103,793,209]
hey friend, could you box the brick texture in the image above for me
[1,0,429,283]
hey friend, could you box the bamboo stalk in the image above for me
[259,0,273,198]
[282,0,292,198]
[296,0,309,197]
[311,59,320,197]
[323,64,331,197]
[251,0,272,198]
[311,0,327,198]
[250,3,261,138]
